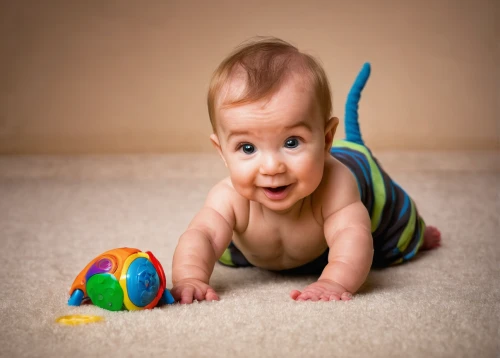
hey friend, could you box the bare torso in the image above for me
[229,159,342,271]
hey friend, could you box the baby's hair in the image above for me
[207,36,332,130]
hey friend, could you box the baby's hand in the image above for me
[171,278,220,304]
[290,279,353,302]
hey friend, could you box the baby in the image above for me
[171,37,441,303]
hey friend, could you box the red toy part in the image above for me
[143,251,166,309]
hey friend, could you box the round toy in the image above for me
[68,247,175,311]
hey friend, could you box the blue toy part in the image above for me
[160,289,175,305]
[126,257,160,307]
[68,289,84,306]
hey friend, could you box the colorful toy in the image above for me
[68,247,175,311]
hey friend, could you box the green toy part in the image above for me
[86,273,124,311]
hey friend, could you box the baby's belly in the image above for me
[233,232,328,271]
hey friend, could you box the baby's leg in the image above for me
[372,195,441,266]
[331,141,441,266]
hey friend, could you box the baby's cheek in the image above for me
[300,157,324,182]
[229,168,256,196]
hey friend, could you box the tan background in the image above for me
[1,0,499,154]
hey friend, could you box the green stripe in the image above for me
[219,248,236,267]
[397,199,416,252]
[392,257,403,266]
[333,140,386,232]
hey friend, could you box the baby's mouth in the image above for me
[262,185,292,200]
[266,185,289,193]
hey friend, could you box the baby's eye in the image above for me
[284,138,300,148]
[239,143,256,154]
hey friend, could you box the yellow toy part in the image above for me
[56,314,104,326]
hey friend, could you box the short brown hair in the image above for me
[207,36,332,130]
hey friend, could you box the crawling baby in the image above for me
[171,36,441,303]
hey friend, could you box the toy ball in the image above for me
[68,247,175,311]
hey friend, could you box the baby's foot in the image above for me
[290,279,352,302]
[422,225,441,250]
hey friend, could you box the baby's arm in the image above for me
[171,182,236,304]
[291,162,373,301]
[319,200,373,294]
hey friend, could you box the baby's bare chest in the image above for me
[233,211,328,270]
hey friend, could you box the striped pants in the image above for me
[331,140,426,267]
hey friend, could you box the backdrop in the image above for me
[1,0,499,154]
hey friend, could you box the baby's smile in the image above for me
[262,184,292,200]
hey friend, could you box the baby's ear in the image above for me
[324,117,339,151]
[210,133,228,167]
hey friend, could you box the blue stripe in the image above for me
[397,188,410,221]
[403,250,416,260]
[386,181,396,223]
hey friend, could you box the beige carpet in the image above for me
[0,151,498,358]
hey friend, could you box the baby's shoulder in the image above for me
[322,156,358,188]
[313,156,360,217]
[206,177,250,233]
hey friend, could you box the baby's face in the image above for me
[212,76,332,213]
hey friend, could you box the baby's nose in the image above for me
[259,153,286,175]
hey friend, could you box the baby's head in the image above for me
[207,37,339,212]
[207,36,333,132]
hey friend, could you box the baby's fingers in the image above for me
[290,290,302,300]
[179,286,196,304]
[205,288,220,302]
[192,286,219,302]
[340,292,353,301]
[290,290,315,301]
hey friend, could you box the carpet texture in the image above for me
[0,152,498,358]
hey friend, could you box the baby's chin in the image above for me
[234,185,313,213]
[256,194,309,214]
